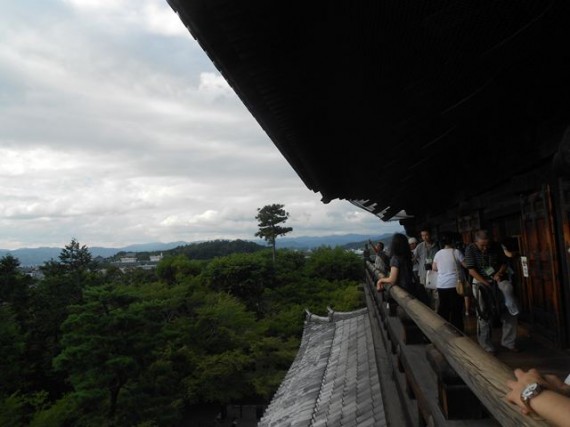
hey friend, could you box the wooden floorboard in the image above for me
[463,315,570,379]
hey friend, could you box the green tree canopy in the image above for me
[203,253,270,313]
[0,306,26,396]
[53,285,164,420]
[0,238,367,426]
[58,238,93,272]
[0,255,32,324]
[156,255,205,285]
[304,246,362,282]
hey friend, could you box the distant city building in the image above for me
[112,252,163,272]
[149,253,163,262]
[21,267,45,280]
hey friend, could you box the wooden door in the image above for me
[558,177,570,346]
[520,185,563,346]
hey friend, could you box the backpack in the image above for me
[475,282,506,327]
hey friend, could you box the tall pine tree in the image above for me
[255,204,292,264]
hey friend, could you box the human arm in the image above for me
[506,368,570,425]
[368,239,379,254]
[543,374,570,396]
[492,245,509,282]
[377,266,399,291]
[502,244,515,259]
[468,268,490,286]
[454,249,468,269]
[492,261,508,283]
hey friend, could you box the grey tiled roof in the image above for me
[258,308,386,427]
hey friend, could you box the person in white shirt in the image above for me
[415,227,440,310]
[432,232,466,332]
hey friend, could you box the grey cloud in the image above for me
[0,0,401,249]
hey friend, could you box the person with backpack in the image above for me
[464,229,519,355]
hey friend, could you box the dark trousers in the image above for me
[437,288,464,332]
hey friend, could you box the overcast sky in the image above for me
[0,0,402,250]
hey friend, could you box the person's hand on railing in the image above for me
[506,368,549,415]
[506,368,570,425]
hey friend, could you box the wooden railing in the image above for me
[364,261,549,427]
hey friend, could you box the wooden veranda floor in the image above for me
[462,315,570,380]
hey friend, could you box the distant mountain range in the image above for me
[0,242,190,267]
[1,234,394,266]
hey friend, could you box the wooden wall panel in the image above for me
[520,186,562,346]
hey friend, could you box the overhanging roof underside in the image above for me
[168,0,570,220]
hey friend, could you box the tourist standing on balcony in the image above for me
[408,237,419,282]
[369,239,390,277]
[432,232,466,332]
[376,233,430,306]
[464,229,519,354]
[414,226,440,308]
[376,233,415,291]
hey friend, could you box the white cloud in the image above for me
[0,1,402,250]
[142,1,189,36]
[62,0,125,9]
[61,0,189,37]
[198,72,233,99]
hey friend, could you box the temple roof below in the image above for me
[258,308,386,427]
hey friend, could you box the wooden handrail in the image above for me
[366,263,549,426]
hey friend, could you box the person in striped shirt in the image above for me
[464,229,519,354]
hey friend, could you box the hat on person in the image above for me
[408,237,418,244]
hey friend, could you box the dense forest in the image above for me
[114,239,266,262]
[0,239,365,426]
